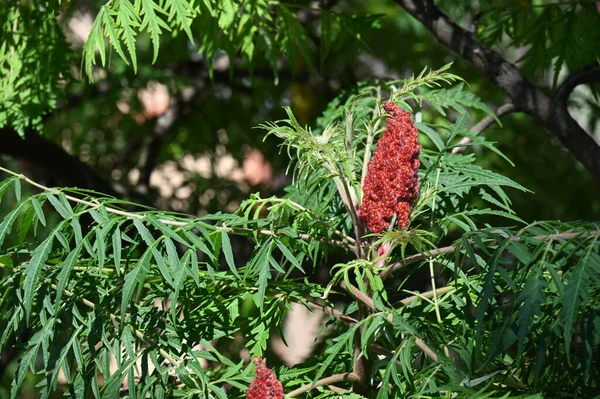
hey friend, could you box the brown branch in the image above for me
[325,385,348,394]
[286,372,361,397]
[337,281,372,393]
[415,338,438,362]
[0,127,120,197]
[380,245,457,280]
[368,343,395,358]
[555,62,600,103]
[336,177,364,258]
[392,286,455,308]
[394,0,600,184]
[306,301,359,324]
[451,103,517,154]
[339,281,376,311]
[382,228,600,280]
[337,280,438,362]
[352,315,369,394]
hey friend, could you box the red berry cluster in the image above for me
[246,357,284,399]
[359,101,421,233]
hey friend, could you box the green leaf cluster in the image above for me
[469,1,599,86]
[0,4,72,135]
[1,65,599,398]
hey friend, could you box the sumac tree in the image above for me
[0,1,599,399]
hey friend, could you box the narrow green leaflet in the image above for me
[140,0,171,63]
[95,227,106,270]
[10,341,41,399]
[217,0,237,31]
[41,326,83,399]
[133,217,155,245]
[561,248,600,358]
[46,193,71,219]
[23,234,54,322]
[220,230,240,279]
[83,6,107,80]
[13,178,21,202]
[415,122,445,151]
[166,0,195,43]
[274,239,304,273]
[253,244,272,311]
[170,266,187,320]
[152,247,173,287]
[313,321,363,384]
[101,9,128,64]
[31,196,47,227]
[116,0,140,71]
[0,203,25,248]
[148,215,189,246]
[0,177,17,202]
[377,350,402,399]
[184,229,216,262]
[54,245,82,312]
[164,236,181,273]
[121,244,154,320]
[112,226,122,276]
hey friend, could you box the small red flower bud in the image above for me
[246,357,284,399]
[359,102,421,233]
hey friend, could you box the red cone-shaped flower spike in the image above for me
[246,357,284,399]
[359,101,421,233]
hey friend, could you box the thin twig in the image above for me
[339,281,376,311]
[325,385,348,393]
[306,300,359,324]
[414,338,438,362]
[451,103,516,154]
[272,198,356,244]
[554,61,600,102]
[286,372,360,397]
[381,229,600,280]
[0,167,355,251]
[338,281,438,362]
[335,175,364,257]
[392,286,455,308]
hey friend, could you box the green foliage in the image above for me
[80,0,379,82]
[0,3,72,135]
[445,0,600,86]
[1,1,599,398]
[0,1,380,136]
[0,175,329,397]
[1,67,599,398]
